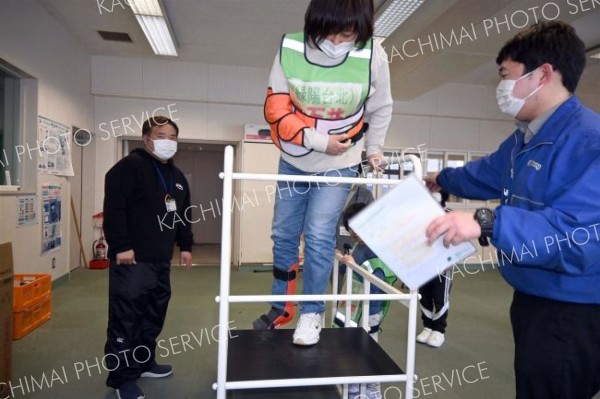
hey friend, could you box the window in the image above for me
[0,69,20,186]
[0,58,37,193]
[468,151,500,208]
[361,150,423,197]
[446,153,466,168]
[362,148,495,204]
[425,152,444,174]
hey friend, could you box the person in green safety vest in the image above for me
[253,0,393,350]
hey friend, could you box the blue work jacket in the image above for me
[439,96,600,304]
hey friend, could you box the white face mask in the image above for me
[151,139,177,161]
[319,39,356,58]
[496,69,544,118]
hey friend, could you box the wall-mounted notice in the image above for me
[37,116,74,176]
[16,195,37,227]
[41,184,62,253]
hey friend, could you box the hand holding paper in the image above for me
[348,175,476,290]
[426,211,482,248]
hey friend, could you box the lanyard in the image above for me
[153,161,174,195]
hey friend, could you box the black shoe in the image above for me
[140,363,173,378]
[252,307,292,330]
[115,381,145,399]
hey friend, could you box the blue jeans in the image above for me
[271,158,356,314]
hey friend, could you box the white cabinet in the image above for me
[237,141,280,265]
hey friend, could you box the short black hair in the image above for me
[496,21,586,93]
[141,116,179,137]
[304,0,374,50]
[343,202,368,231]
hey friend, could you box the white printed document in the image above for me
[349,175,476,290]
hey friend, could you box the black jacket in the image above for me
[103,148,193,262]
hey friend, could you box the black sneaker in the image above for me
[115,381,145,399]
[252,307,293,330]
[140,363,173,378]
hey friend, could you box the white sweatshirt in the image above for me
[266,39,393,173]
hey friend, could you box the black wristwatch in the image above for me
[474,208,495,246]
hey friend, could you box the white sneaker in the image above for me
[366,382,382,399]
[368,313,381,328]
[349,383,381,399]
[416,327,432,343]
[427,331,445,348]
[292,313,322,345]
[366,312,382,342]
[348,383,360,398]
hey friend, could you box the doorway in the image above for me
[125,140,230,266]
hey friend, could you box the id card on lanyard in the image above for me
[165,194,177,212]
[154,161,176,212]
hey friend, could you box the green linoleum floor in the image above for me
[10,266,597,399]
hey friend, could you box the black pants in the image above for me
[105,261,171,388]
[419,270,452,333]
[511,291,600,399]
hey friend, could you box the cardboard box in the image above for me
[0,243,14,279]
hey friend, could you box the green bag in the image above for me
[334,257,397,328]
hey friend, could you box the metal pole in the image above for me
[214,154,424,398]
[405,290,419,399]
[404,156,423,399]
[230,172,404,186]
[225,293,409,303]
[331,256,339,326]
[214,145,234,399]
[404,154,423,179]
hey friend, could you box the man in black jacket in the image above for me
[103,116,193,399]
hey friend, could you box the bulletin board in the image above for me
[37,116,74,176]
[41,184,62,254]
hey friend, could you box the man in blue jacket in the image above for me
[425,21,600,399]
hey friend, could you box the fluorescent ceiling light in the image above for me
[591,53,600,59]
[135,15,178,56]
[128,0,163,16]
[129,0,178,57]
[374,0,426,40]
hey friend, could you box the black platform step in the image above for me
[227,328,404,383]
[227,385,340,399]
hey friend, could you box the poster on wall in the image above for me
[37,116,74,176]
[41,184,62,254]
[16,195,38,227]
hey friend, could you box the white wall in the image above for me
[0,2,596,276]
[387,82,515,152]
[90,55,519,212]
[0,0,94,279]
[90,56,269,211]
[89,55,520,268]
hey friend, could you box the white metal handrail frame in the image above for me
[213,146,421,399]
[331,254,419,398]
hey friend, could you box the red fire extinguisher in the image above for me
[90,212,109,269]
[93,237,107,259]
[90,237,109,269]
